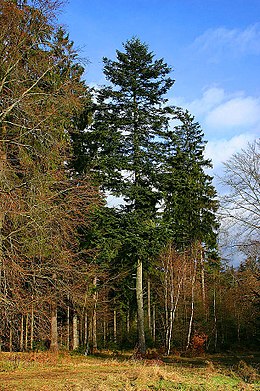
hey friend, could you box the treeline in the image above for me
[0,0,259,354]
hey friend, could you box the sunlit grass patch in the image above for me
[0,352,259,390]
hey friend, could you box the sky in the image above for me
[57,1,259,264]
[58,0,259,185]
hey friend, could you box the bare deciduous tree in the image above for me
[219,139,260,250]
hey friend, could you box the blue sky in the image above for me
[59,0,260,181]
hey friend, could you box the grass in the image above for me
[0,351,259,390]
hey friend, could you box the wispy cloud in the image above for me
[171,87,260,133]
[192,24,260,61]
[205,133,257,170]
[205,95,260,131]
[170,86,259,170]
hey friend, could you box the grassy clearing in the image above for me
[0,351,259,390]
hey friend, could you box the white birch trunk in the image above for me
[25,313,29,351]
[152,304,156,342]
[67,303,70,350]
[213,282,218,350]
[50,304,58,352]
[136,258,146,355]
[20,315,24,352]
[113,309,117,344]
[84,312,88,346]
[147,278,151,334]
[186,259,197,350]
[72,311,79,350]
[126,305,130,334]
[30,303,34,350]
[92,277,98,350]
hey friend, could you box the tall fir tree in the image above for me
[162,109,219,250]
[87,37,174,354]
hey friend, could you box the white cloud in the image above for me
[205,96,260,130]
[188,87,225,115]
[171,87,260,137]
[193,24,260,60]
[205,133,257,169]
[170,86,259,174]
[170,87,226,117]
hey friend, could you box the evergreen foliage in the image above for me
[161,109,219,250]
[82,37,219,354]
[0,2,257,355]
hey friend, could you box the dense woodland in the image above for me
[0,0,259,355]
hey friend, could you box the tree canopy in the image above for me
[0,2,258,356]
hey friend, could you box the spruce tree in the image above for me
[88,37,174,354]
[0,0,98,351]
[162,109,218,250]
[85,38,219,354]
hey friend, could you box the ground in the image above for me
[0,351,259,390]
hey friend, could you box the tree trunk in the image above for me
[50,303,58,352]
[103,317,106,347]
[9,325,12,352]
[213,282,218,351]
[92,276,97,351]
[72,311,79,350]
[152,304,156,342]
[67,303,70,350]
[147,278,151,334]
[200,246,206,319]
[84,312,88,347]
[25,313,29,351]
[136,258,146,355]
[126,305,130,334]
[20,315,24,351]
[88,312,93,351]
[164,252,170,353]
[113,309,117,344]
[30,303,34,350]
[0,149,6,309]
[186,259,197,350]
[166,287,174,355]
[167,257,186,355]
[0,212,3,298]
[165,271,169,340]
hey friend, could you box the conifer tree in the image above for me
[88,37,174,354]
[0,0,98,351]
[162,109,218,250]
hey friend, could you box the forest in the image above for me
[0,0,259,358]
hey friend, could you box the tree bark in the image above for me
[213,282,218,350]
[88,309,93,346]
[72,311,79,350]
[84,312,88,347]
[200,246,206,319]
[20,315,24,351]
[67,302,70,350]
[25,313,29,351]
[113,309,117,344]
[92,277,98,351]
[9,325,12,352]
[126,305,130,334]
[50,303,58,352]
[103,317,106,347]
[30,303,34,350]
[0,148,6,305]
[186,259,197,350]
[152,304,156,342]
[147,278,151,334]
[136,258,146,355]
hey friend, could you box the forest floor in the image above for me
[0,350,259,390]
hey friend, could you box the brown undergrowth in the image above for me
[0,351,259,390]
